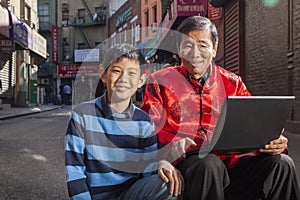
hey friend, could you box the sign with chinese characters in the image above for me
[52,26,58,63]
[57,64,99,78]
[208,3,222,20]
[177,0,208,16]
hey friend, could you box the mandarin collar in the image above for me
[180,63,212,85]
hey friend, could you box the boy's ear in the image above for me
[138,74,147,88]
[100,71,107,84]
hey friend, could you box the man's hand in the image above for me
[259,135,288,155]
[158,160,184,196]
[169,137,196,161]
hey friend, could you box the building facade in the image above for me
[209,0,300,133]
[55,0,108,105]
[0,0,47,107]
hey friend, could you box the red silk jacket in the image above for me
[140,64,255,168]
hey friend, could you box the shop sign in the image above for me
[0,39,15,52]
[208,3,222,20]
[177,0,208,16]
[74,49,99,62]
[116,6,132,28]
[57,64,99,78]
[32,30,47,58]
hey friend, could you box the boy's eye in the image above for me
[111,69,121,73]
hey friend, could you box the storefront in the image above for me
[56,63,100,105]
[8,10,47,106]
[0,5,13,105]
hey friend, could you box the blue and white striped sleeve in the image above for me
[65,111,91,200]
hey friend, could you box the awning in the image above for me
[8,11,47,58]
[137,38,157,60]
[9,10,32,49]
[0,5,9,38]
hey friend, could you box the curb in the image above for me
[0,106,64,120]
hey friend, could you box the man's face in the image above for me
[101,58,145,103]
[178,29,217,79]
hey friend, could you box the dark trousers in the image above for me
[177,154,300,200]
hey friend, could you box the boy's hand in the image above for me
[259,135,288,155]
[158,160,184,196]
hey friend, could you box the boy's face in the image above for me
[101,58,146,104]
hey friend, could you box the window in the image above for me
[38,4,50,22]
[153,5,157,23]
[24,5,30,21]
[78,9,86,19]
[145,10,149,35]
[78,43,88,49]
[62,10,69,21]
[62,38,69,45]
[63,46,71,60]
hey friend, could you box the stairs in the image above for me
[79,0,93,20]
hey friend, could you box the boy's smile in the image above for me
[101,58,146,111]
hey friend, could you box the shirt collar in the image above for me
[182,64,212,86]
[98,92,135,119]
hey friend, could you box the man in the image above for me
[141,16,300,200]
[74,75,91,104]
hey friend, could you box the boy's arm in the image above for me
[158,160,184,197]
[65,112,91,200]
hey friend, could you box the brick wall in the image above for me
[244,0,300,133]
[244,0,289,96]
[289,0,300,131]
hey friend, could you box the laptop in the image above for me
[187,96,295,156]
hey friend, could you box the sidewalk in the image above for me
[0,105,63,120]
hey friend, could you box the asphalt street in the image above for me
[0,106,299,199]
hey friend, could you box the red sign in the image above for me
[208,3,222,20]
[177,0,208,16]
[52,26,58,63]
[57,64,99,78]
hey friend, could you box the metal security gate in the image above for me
[0,52,15,103]
[223,0,245,77]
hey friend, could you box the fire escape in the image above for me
[72,0,107,49]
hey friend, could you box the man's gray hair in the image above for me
[177,16,218,48]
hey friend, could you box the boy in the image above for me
[65,44,183,200]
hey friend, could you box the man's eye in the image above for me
[183,44,192,48]
[129,71,137,75]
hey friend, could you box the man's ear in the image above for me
[212,42,218,58]
[138,74,147,88]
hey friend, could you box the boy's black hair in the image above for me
[103,43,146,73]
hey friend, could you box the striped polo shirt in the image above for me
[65,94,158,200]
